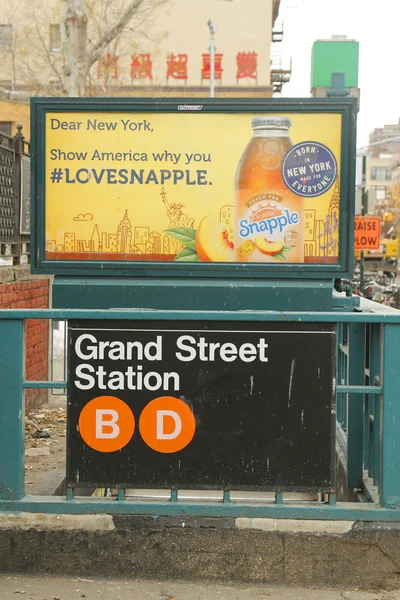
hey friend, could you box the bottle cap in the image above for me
[251,116,292,130]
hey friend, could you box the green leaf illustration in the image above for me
[174,247,200,262]
[164,227,197,250]
[274,246,293,261]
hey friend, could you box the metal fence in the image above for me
[0,126,30,264]
[1,300,400,520]
[336,314,399,508]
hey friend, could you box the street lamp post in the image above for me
[208,19,216,98]
[357,136,400,154]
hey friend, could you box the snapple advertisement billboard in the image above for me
[31,98,356,277]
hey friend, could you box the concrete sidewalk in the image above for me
[2,516,400,591]
[1,577,400,600]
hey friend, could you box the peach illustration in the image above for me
[254,237,284,256]
[196,216,236,262]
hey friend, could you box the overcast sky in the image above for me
[278,0,400,149]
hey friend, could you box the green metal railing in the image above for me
[1,302,400,520]
[337,322,384,501]
[50,320,68,395]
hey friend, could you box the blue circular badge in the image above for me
[281,141,338,198]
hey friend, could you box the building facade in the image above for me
[355,121,400,236]
[365,155,395,214]
[369,120,400,157]
[0,0,286,137]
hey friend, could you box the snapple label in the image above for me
[235,116,304,263]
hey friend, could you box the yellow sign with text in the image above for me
[45,112,342,264]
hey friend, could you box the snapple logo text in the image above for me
[239,209,300,239]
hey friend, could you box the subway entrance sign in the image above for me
[67,320,336,491]
[354,216,381,250]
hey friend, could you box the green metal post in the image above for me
[0,320,24,500]
[359,155,368,291]
[328,493,336,506]
[347,323,365,488]
[337,323,346,427]
[223,491,231,503]
[370,324,382,485]
[342,324,349,431]
[381,324,400,508]
[364,327,372,475]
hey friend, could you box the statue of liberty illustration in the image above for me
[160,186,195,253]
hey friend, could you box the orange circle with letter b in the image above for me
[139,396,196,454]
[78,396,135,453]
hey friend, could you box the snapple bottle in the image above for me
[235,116,304,263]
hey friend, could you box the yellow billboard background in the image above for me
[45,111,342,263]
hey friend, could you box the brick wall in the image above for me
[0,270,50,413]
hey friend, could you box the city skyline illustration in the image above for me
[45,182,339,260]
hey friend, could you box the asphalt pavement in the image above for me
[1,576,400,600]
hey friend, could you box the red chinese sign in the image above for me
[97,52,261,85]
[98,54,119,80]
[166,53,188,81]
[236,52,257,80]
[131,53,153,80]
[201,53,223,80]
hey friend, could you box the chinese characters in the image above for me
[167,53,188,81]
[131,53,153,80]
[97,50,260,86]
[236,52,257,82]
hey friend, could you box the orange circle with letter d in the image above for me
[78,396,135,453]
[139,396,196,453]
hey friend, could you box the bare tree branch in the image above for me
[2,0,170,98]
[124,27,165,43]
[61,0,88,96]
[4,0,24,26]
[33,16,64,91]
[87,0,147,66]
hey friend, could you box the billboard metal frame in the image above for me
[30,97,357,278]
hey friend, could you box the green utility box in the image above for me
[311,38,359,90]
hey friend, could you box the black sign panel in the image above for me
[67,320,336,491]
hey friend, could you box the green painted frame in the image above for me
[30,96,357,279]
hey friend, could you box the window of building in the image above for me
[371,166,391,180]
[0,122,12,136]
[49,24,61,51]
[0,24,12,49]
[371,186,387,201]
